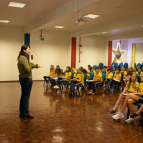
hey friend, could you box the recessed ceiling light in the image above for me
[84,14,100,19]
[0,20,10,23]
[54,26,65,29]
[102,32,108,34]
[8,2,26,8]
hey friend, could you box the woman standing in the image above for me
[17,45,42,120]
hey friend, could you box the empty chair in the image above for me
[124,62,128,68]
[114,62,118,68]
[99,63,104,69]
[93,65,97,70]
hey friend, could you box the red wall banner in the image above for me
[108,41,112,66]
[71,37,76,67]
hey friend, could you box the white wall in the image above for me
[30,30,70,80]
[75,35,106,68]
[0,26,24,81]
[135,43,143,64]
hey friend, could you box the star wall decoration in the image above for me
[112,45,125,63]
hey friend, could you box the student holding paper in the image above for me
[108,72,138,115]
[112,75,143,122]
[87,67,102,95]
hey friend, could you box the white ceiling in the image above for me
[0,0,71,27]
[1,0,143,36]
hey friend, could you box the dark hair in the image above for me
[107,68,111,72]
[116,68,120,72]
[103,66,107,68]
[88,65,92,72]
[128,72,137,89]
[50,65,54,72]
[56,65,60,68]
[82,69,87,74]
[56,68,63,76]
[17,45,29,60]
[66,66,71,72]
[98,66,101,69]
[95,67,100,70]
[72,66,75,68]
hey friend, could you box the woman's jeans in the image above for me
[19,77,33,116]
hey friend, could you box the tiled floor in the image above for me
[0,81,143,143]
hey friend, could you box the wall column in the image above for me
[132,43,135,68]
[71,37,76,67]
[108,41,112,66]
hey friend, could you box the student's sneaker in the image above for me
[108,109,116,115]
[125,116,136,124]
[133,113,139,119]
[112,112,124,120]
[54,85,59,89]
[88,91,92,95]
[91,92,96,95]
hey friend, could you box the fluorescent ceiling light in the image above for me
[0,20,10,23]
[54,26,65,29]
[84,14,100,19]
[8,2,26,8]
[102,32,108,34]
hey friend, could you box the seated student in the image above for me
[98,66,102,73]
[123,67,133,84]
[54,66,72,93]
[44,65,55,84]
[102,66,107,73]
[72,66,77,77]
[112,67,116,73]
[103,68,113,90]
[50,68,63,87]
[134,67,138,76]
[87,65,92,73]
[108,72,138,115]
[83,69,90,80]
[121,66,127,77]
[105,68,121,90]
[69,67,84,96]
[87,67,103,95]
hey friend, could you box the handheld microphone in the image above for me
[31,55,33,60]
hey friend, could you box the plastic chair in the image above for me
[75,73,87,96]
[96,73,106,87]
[99,63,104,69]
[89,72,93,80]
[114,62,118,68]
[102,70,106,74]
[76,69,78,74]
[93,65,97,70]
[124,63,128,68]
[137,63,141,66]
[119,63,123,68]
[63,71,66,76]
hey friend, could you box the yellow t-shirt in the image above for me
[94,72,103,82]
[127,81,139,93]
[49,69,55,76]
[114,73,121,81]
[140,72,143,76]
[93,70,95,74]
[65,72,72,82]
[107,72,113,78]
[136,71,138,76]
[139,83,143,94]
[122,71,127,76]
[73,69,77,77]
[76,74,84,85]
[86,73,90,80]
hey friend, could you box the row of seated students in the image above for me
[44,64,143,95]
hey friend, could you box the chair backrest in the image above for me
[112,71,115,77]
[102,73,106,82]
[102,70,106,74]
[137,63,141,66]
[138,71,141,76]
[99,63,103,69]
[134,63,137,68]
[64,70,66,75]
[82,73,87,84]
[71,72,74,79]
[119,63,123,68]
[124,62,128,68]
[93,65,97,70]
[89,72,93,80]
[76,69,78,74]
[114,62,118,68]
[121,72,123,81]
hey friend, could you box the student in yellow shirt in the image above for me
[112,73,142,122]
[109,72,138,115]
[83,69,90,80]
[87,67,102,95]
[123,67,133,84]
[72,66,77,77]
[54,66,72,93]
[50,68,63,87]
[44,65,55,84]
[104,69,113,90]
[121,66,127,77]
[69,67,84,96]
[87,65,92,73]
[102,66,107,73]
